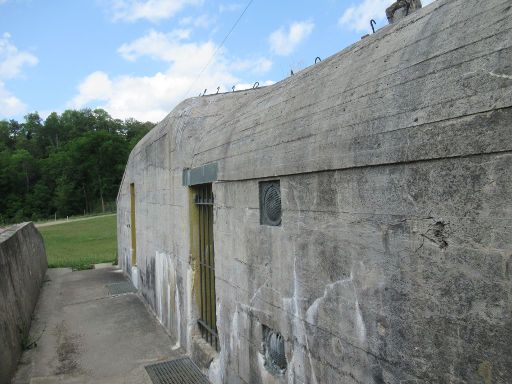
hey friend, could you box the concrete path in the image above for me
[35,214,116,228]
[13,267,184,384]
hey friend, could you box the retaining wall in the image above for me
[0,223,47,384]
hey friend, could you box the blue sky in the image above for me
[0,0,433,123]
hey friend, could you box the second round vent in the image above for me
[259,181,282,226]
[262,325,287,375]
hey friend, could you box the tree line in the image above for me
[0,109,154,225]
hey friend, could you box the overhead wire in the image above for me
[182,0,255,99]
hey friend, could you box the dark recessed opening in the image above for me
[259,181,282,226]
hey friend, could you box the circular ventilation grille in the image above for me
[268,333,286,369]
[264,331,287,373]
[263,184,281,226]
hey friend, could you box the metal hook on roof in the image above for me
[370,19,377,33]
[253,81,259,89]
[315,57,321,64]
[216,87,220,94]
[203,89,207,96]
[232,85,235,92]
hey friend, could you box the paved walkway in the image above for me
[35,214,116,228]
[13,267,184,384]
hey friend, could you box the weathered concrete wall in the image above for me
[0,223,48,384]
[117,0,512,382]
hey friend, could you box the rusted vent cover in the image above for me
[263,327,287,374]
[259,181,281,226]
[145,357,210,384]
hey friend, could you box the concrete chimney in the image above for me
[386,0,423,24]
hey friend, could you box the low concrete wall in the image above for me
[0,222,47,384]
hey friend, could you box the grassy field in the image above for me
[39,214,117,270]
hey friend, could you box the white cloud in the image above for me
[231,58,272,74]
[339,0,435,33]
[179,14,212,28]
[269,21,314,56]
[69,71,112,108]
[0,81,27,116]
[106,0,203,22]
[69,70,236,123]
[0,32,38,80]
[0,33,38,117]
[233,80,274,91]
[117,29,273,75]
[219,3,242,13]
[69,30,273,122]
[117,29,214,72]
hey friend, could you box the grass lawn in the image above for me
[39,214,117,270]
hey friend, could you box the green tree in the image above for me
[0,109,154,223]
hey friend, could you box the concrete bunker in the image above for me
[117,0,512,382]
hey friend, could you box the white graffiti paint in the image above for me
[154,251,181,348]
[208,299,225,384]
[185,265,194,352]
[131,265,138,289]
[305,269,367,346]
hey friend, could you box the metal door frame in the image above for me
[130,183,136,265]
[194,183,219,350]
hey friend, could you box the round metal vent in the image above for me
[260,181,281,226]
[264,185,281,224]
[264,330,287,374]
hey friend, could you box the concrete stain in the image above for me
[54,322,82,376]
